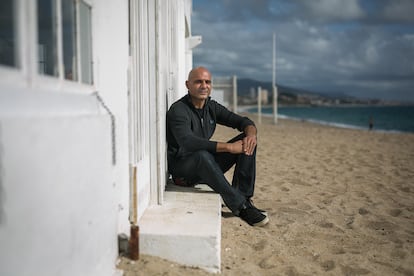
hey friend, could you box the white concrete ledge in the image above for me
[139,184,221,273]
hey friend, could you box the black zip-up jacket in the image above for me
[166,94,255,162]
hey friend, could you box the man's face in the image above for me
[186,69,212,102]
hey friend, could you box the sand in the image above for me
[118,115,414,275]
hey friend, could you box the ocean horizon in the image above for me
[245,105,414,133]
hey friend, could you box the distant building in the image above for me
[260,89,269,105]
[246,87,269,104]
[212,76,237,111]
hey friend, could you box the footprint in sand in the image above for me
[366,220,400,242]
[322,198,333,205]
[390,249,407,259]
[341,265,370,275]
[331,246,346,255]
[367,220,397,232]
[345,216,355,229]
[251,239,267,251]
[285,266,300,276]
[258,255,276,269]
[398,186,410,193]
[320,260,335,272]
[358,207,369,215]
[281,186,290,192]
[388,209,402,217]
[317,221,334,228]
[259,186,267,193]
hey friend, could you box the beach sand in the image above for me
[118,116,414,275]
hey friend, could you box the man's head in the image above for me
[186,67,212,107]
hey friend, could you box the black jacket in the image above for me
[166,94,255,162]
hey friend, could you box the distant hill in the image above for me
[237,78,382,105]
[238,78,336,98]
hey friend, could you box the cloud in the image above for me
[297,0,365,22]
[192,0,414,101]
[382,0,414,22]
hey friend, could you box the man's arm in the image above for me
[216,124,257,156]
[216,140,243,153]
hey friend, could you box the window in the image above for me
[62,0,77,81]
[0,0,93,86]
[38,0,58,76]
[37,0,93,84]
[78,1,93,84]
[0,0,16,67]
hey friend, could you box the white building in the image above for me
[0,0,211,275]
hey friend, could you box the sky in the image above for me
[191,0,414,102]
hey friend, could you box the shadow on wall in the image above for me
[0,123,5,225]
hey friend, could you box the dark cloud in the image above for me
[380,0,414,22]
[192,0,414,102]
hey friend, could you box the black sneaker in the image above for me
[239,206,269,227]
[246,199,268,216]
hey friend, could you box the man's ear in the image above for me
[185,81,190,89]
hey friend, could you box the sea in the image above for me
[247,105,414,133]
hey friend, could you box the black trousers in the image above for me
[169,134,256,214]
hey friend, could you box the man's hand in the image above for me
[219,137,256,155]
[216,123,257,155]
[228,140,244,154]
[242,135,257,155]
[243,125,257,155]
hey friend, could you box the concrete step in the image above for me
[139,184,221,273]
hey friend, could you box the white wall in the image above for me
[93,0,130,236]
[0,110,116,276]
[0,0,129,275]
[0,0,199,274]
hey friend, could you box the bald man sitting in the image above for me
[166,67,269,227]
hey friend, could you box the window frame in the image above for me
[0,0,95,94]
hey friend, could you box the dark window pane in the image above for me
[0,0,16,67]
[37,0,58,76]
[62,0,77,81]
[79,1,93,84]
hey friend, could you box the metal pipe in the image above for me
[128,166,139,260]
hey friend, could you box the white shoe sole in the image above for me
[253,216,269,227]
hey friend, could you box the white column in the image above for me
[273,85,278,124]
[232,75,237,113]
[272,33,278,124]
[257,86,262,124]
